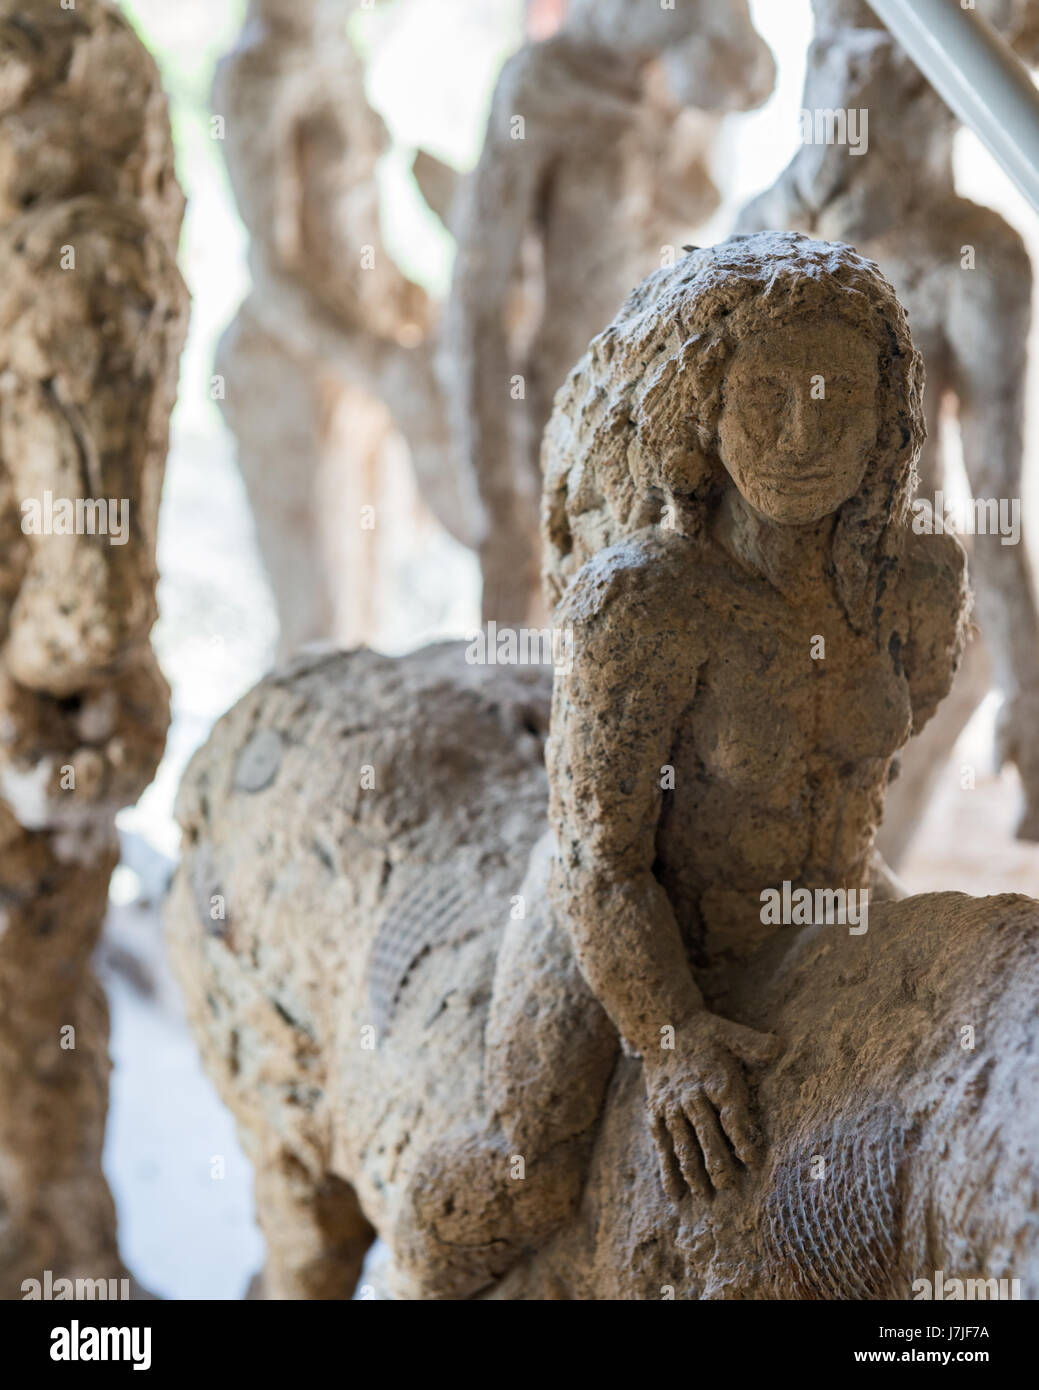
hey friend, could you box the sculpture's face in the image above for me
[716,319,879,525]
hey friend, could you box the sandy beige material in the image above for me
[214,0,479,656]
[738,0,1039,854]
[0,0,187,1298]
[163,235,1039,1302]
[442,0,774,625]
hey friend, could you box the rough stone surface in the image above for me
[442,0,775,624]
[164,235,1039,1302]
[738,0,1039,853]
[0,0,187,1298]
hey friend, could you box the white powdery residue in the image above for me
[1,757,54,830]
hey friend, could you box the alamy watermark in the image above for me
[799,107,868,156]
[760,880,868,935]
[20,490,129,546]
[911,492,1020,545]
[22,1269,130,1300]
[912,1269,1020,1301]
[465,621,574,674]
[50,1320,151,1371]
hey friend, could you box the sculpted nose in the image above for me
[778,394,813,452]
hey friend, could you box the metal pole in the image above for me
[866,0,1039,212]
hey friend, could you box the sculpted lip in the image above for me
[766,466,835,486]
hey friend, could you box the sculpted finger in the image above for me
[686,1090,737,1190]
[703,1069,760,1168]
[665,1103,710,1199]
[651,1112,685,1207]
[723,1021,781,1067]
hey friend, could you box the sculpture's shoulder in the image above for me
[900,526,969,619]
[553,529,711,682]
[949,196,1030,271]
[898,529,970,728]
[489,41,549,113]
[488,38,586,122]
[488,36,637,141]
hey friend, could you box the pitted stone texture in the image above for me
[161,237,1039,1304]
[0,0,186,1299]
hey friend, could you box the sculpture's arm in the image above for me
[547,545,777,1198]
[901,529,971,737]
[440,40,635,620]
[438,46,556,620]
[949,210,1039,837]
[547,595,704,1054]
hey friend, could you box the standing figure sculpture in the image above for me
[738,0,1039,853]
[166,237,1039,1303]
[215,0,479,656]
[442,0,775,624]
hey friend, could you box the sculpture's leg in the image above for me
[950,217,1039,838]
[217,302,338,657]
[392,836,618,1299]
[254,1151,375,1301]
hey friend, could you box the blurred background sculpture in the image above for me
[214,0,479,657]
[738,0,1039,859]
[169,236,1039,1301]
[0,0,187,1297]
[439,0,775,624]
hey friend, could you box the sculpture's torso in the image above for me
[500,37,717,420]
[662,542,912,959]
[553,529,917,968]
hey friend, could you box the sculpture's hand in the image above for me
[645,1010,779,1203]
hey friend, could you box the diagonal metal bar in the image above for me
[866,0,1039,211]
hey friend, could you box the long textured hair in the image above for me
[541,231,925,634]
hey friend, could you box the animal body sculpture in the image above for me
[169,237,1039,1301]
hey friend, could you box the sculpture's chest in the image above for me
[685,593,912,788]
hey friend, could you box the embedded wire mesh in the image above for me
[366,871,489,1037]
[764,1118,909,1299]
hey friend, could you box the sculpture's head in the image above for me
[565,0,775,111]
[543,232,924,629]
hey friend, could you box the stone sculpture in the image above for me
[170,234,1039,1301]
[442,0,775,625]
[0,0,187,1297]
[214,0,480,655]
[738,0,1039,856]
